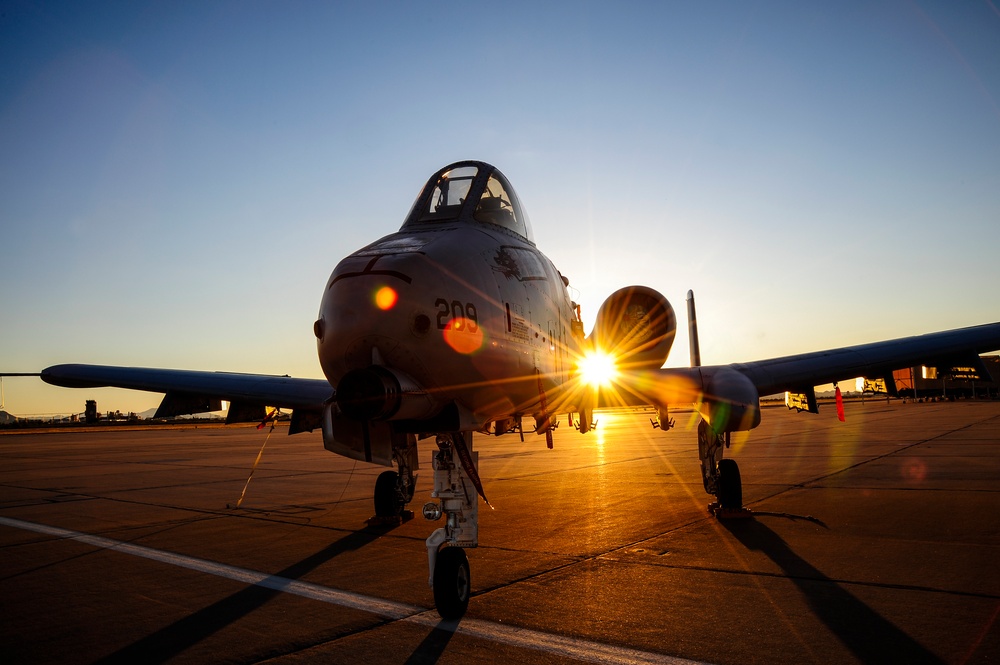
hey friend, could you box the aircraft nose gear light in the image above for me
[425,433,480,619]
[422,502,443,521]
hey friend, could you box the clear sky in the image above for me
[2,1,999,416]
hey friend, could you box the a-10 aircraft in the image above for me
[36,160,1000,619]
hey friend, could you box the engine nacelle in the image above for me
[589,286,677,370]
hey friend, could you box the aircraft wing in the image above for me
[727,322,1000,397]
[620,321,1000,432]
[40,364,332,425]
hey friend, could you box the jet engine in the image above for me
[589,286,677,370]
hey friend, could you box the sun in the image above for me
[578,350,618,388]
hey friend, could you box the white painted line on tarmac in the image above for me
[411,612,706,665]
[0,516,420,620]
[1,516,710,665]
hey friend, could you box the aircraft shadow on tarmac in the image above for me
[403,620,457,665]
[92,526,389,664]
[722,519,944,665]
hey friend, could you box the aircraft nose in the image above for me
[315,251,435,388]
[317,278,408,345]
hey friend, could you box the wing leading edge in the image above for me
[40,364,332,425]
[727,321,1000,397]
[624,321,1000,434]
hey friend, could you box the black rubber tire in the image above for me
[373,470,403,517]
[433,547,471,620]
[717,458,743,509]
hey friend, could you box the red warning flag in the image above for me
[835,385,846,422]
[257,408,278,430]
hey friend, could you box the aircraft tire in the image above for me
[717,459,742,509]
[373,470,404,517]
[433,546,470,620]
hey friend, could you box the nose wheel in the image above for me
[432,546,470,620]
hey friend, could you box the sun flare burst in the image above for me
[578,351,619,388]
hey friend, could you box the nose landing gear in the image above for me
[423,432,480,620]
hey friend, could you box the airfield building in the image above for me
[892,355,999,399]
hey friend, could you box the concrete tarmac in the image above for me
[1,400,999,664]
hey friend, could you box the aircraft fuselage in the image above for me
[316,162,583,446]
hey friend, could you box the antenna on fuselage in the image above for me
[686,290,701,368]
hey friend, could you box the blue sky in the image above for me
[2,1,999,415]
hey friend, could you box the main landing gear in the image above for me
[698,420,751,519]
[370,437,417,524]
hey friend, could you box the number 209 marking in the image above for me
[435,298,478,333]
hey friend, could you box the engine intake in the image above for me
[590,286,677,370]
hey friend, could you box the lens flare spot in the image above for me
[902,458,928,484]
[444,318,484,355]
[375,286,398,310]
[579,351,618,387]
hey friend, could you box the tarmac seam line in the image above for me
[0,483,413,538]
[593,555,1000,600]
[736,415,999,510]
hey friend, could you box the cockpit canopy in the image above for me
[401,161,534,243]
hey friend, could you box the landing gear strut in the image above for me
[423,432,480,620]
[698,420,750,517]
